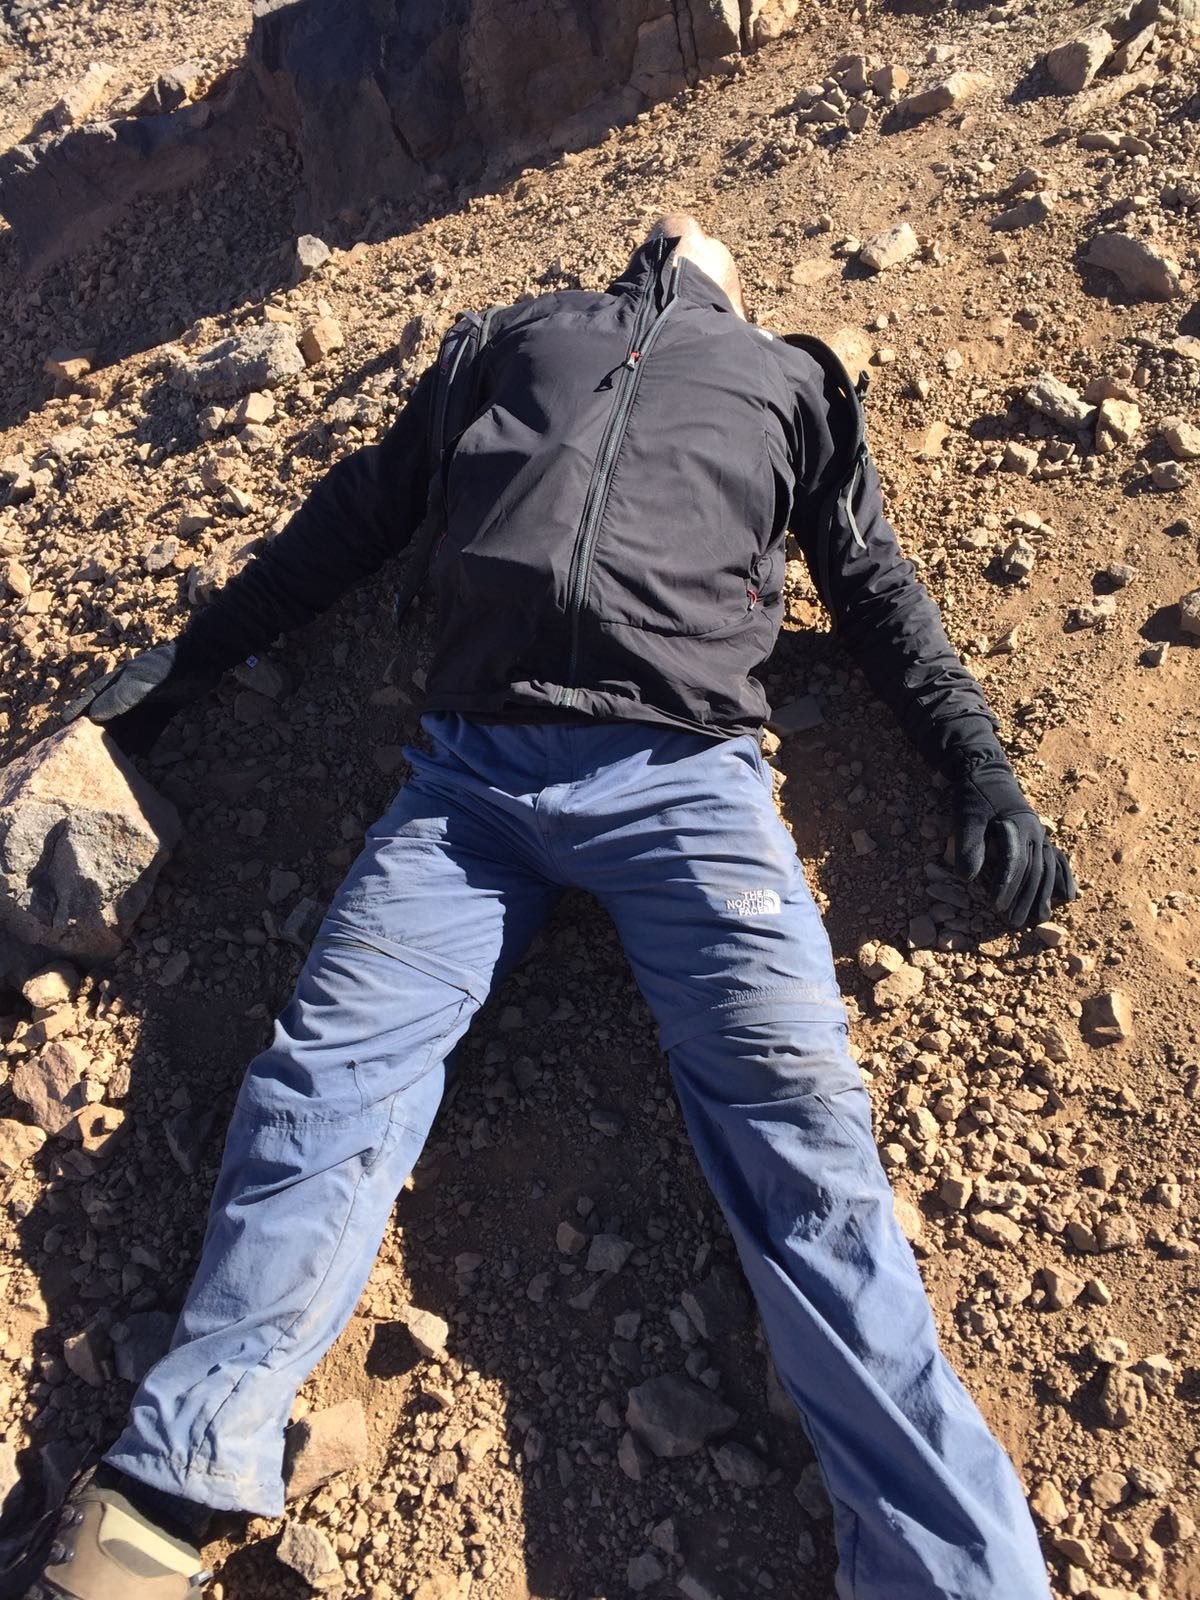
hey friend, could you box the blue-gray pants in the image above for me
[109,715,1051,1599]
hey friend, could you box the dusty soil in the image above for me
[1,1,1199,1597]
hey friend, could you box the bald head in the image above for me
[646,213,746,318]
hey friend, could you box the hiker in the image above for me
[32,215,1071,1600]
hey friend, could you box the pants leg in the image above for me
[107,738,560,1516]
[583,731,1051,1600]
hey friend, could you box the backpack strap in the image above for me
[783,331,870,555]
[394,305,502,628]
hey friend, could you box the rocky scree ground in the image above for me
[1,0,1200,1597]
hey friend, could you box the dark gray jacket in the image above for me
[182,237,1000,775]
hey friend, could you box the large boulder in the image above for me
[247,0,784,228]
[0,0,800,264]
[0,721,181,981]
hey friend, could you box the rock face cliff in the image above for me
[0,0,801,264]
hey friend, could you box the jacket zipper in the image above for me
[558,256,682,704]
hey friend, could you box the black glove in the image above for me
[64,641,222,756]
[952,750,1077,929]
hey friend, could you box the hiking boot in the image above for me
[29,1477,211,1600]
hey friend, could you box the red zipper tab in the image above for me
[625,350,641,368]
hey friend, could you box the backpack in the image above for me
[392,305,502,628]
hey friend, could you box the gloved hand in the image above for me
[64,641,222,756]
[952,750,1076,929]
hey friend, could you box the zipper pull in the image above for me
[624,350,641,369]
[746,586,759,611]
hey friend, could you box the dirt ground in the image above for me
[1,0,1199,1597]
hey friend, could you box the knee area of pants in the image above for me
[679,1025,863,1105]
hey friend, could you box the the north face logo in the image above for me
[725,888,782,917]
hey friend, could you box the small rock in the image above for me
[164,1108,215,1175]
[1092,1335,1130,1365]
[1087,1470,1129,1509]
[1133,1353,1174,1396]
[1084,989,1134,1043]
[1085,232,1184,301]
[873,963,924,1010]
[617,1429,653,1481]
[226,391,276,429]
[21,961,80,1009]
[1128,1463,1173,1498]
[1100,1366,1148,1429]
[3,556,32,598]
[1031,1479,1069,1526]
[794,1460,832,1519]
[556,1220,588,1255]
[711,1441,767,1487]
[1042,1266,1085,1310]
[402,1305,449,1359]
[768,694,824,735]
[267,869,300,904]
[1161,419,1200,461]
[1004,440,1039,476]
[295,235,332,278]
[143,537,181,575]
[0,1118,47,1172]
[898,70,990,118]
[1025,374,1095,428]
[411,1577,463,1600]
[1159,1505,1196,1545]
[52,60,116,129]
[858,941,905,980]
[171,326,306,397]
[1179,589,1200,638]
[678,1575,722,1600]
[300,317,345,365]
[1152,460,1189,491]
[893,1195,923,1243]
[587,1234,633,1274]
[991,193,1055,232]
[627,1551,666,1592]
[1045,29,1112,93]
[972,1210,1023,1248]
[1095,398,1141,454]
[11,1040,88,1134]
[285,1398,371,1499]
[113,1311,175,1385]
[0,457,35,505]
[1000,536,1036,579]
[44,349,94,388]
[277,1521,343,1592]
[1068,595,1117,630]
[940,1175,974,1211]
[1142,641,1169,667]
[680,1264,751,1340]
[62,1323,109,1388]
[626,1373,738,1458]
[858,223,919,274]
[1096,1214,1139,1252]
[152,59,206,112]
